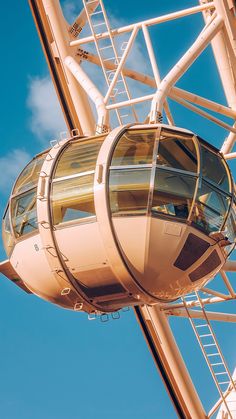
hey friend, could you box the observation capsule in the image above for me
[1,124,236,314]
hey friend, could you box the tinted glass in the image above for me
[111,129,155,166]
[201,144,230,192]
[157,130,197,172]
[224,206,236,255]
[109,169,151,215]
[54,137,104,179]
[52,173,95,225]
[152,169,196,219]
[191,181,230,233]
[13,154,46,195]
[11,190,37,237]
[2,206,14,256]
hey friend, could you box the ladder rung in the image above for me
[199,334,212,337]
[215,372,228,376]
[85,0,99,4]
[207,353,220,357]
[196,324,208,328]
[108,73,115,81]
[104,57,116,61]
[116,90,127,95]
[93,22,106,28]
[120,114,129,118]
[90,11,103,16]
[219,381,230,385]
[100,45,113,50]
[203,343,216,347]
[211,362,224,366]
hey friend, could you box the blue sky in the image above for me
[0,1,236,418]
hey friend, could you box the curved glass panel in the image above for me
[111,129,155,166]
[54,137,104,179]
[52,174,95,225]
[11,189,37,238]
[224,204,236,255]
[157,130,197,172]
[201,144,230,192]
[52,137,104,226]
[2,206,14,256]
[191,180,230,233]
[109,169,151,216]
[152,169,196,219]
[13,154,46,195]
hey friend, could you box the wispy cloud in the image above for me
[0,149,31,196]
[26,4,155,138]
[27,76,67,145]
[61,0,79,23]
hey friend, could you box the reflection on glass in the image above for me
[201,144,230,192]
[111,130,155,166]
[52,174,95,225]
[152,169,196,219]
[157,131,197,172]
[54,137,104,179]
[222,205,236,255]
[13,154,46,195]
[12,190,37,237]
[109,169,151,215]
[2,206,14,256]
[191,181,230,233]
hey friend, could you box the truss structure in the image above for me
[28,1,236,417]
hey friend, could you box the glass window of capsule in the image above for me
[2,152,47,256]
[51,135,105,226]
[2,136,104,257]
[3,127,236,257]
[109,127,236,255]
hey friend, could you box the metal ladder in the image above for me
[182,292,236,418]
[82,0,138,126]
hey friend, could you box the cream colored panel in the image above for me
[112,216,148,274]
[54,222,108,268]
[10,234,61,297]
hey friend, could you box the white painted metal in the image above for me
[34,0,95,135]
[138,305,207,418]
[70,3,215,47]
[82,0,138,125]
[3,1,236,417]
[182,292,236,416]
[150,15,223,122]
[65,55,109,132]
[216,369,236,418]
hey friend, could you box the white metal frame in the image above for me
[28,1,236,417]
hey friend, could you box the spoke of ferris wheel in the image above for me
[68,1,100,38]
[208,388,234,419]
[78,48,236,120]
[82,0,139,124]
[181,292,236,417]
[26,1,236,417]
[163,294,236,310]
[165,308,236,323]
[76,49,175,124]
[221,270,236,296]
[70,3,215,47]
[73,0,236,153]
[72,10,236,132]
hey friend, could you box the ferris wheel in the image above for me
[1,0,236,417]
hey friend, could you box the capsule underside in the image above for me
[2,124,236,313]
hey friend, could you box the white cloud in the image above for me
[0,149,31,195]
[27,76,67,145]
[26,5,155,139]
[61,1,78,23]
